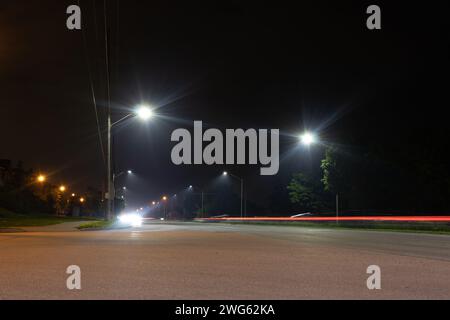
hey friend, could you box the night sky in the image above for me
[1,1,449,210]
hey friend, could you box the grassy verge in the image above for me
[215,220,450,235]
[0,208,98,229]
[77,220,116,230]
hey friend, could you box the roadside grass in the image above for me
[77,220,116,230]
[0,207,99,229]
[210,220,450,235]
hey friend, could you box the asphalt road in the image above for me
[0,222,449,299]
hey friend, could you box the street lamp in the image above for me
[188,185,205,218]
[222,171,244,218]
[112,169,132,205]
[298,131,338,222]
[300,132,316,146]
[162,196,168,219]
[136,106,154,120]
[59,185,66,192]
[37,175,46,183]
[114,169,132,179]
[79,197,85,203]
[107,105,155,220]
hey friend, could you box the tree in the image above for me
[321,148,344,194]
[287,173,325,212]
[320,147,355,210]
[0,162,54,214]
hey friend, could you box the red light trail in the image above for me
[196,216,450,222]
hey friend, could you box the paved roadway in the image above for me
[0,222,449,299]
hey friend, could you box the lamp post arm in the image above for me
[228,173,242,182]
[111,113,135,128]
[114,171,125,180]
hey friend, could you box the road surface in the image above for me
[0,222,449,299]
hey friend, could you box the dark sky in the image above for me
[1,1,449,210]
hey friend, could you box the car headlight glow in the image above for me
[118,213,143,227]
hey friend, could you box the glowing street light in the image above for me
[152,201,156,205]
[136,105,154,120]
[298,130,338,221]
[222,171,244,218]
[300,132,317,146]
[188,185,205,218]
[161,196,168,219]
[106,104,156,220]
[79,197,85,203]
[71,193,76,197]
[37,175,46,183]
[114,169,132,179]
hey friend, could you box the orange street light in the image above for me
[79,197,85,203]
[59,185,66,192]
[71,193,76,197]
[37,175,46,183]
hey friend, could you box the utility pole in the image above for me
[336,193,339,224]
[190,186,213,219]
[107,116,112,220]
[104,0,112,220]
[164,202,167,219]
[240,178,243,218]
[244,191,247,217]
[201,191,204,218]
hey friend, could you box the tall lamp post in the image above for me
[107,106,154,220]
[298,131,338,222]
[162,196,168,219]
[223,171,244,218]
[188,185,206,218]
[112,169,132,205]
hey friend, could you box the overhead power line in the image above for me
[78,0,107,167]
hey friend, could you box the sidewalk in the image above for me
[3,221,90,233]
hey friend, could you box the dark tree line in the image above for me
[0,159,51,213]
[0,159,103,216]
[288,140,450,215]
